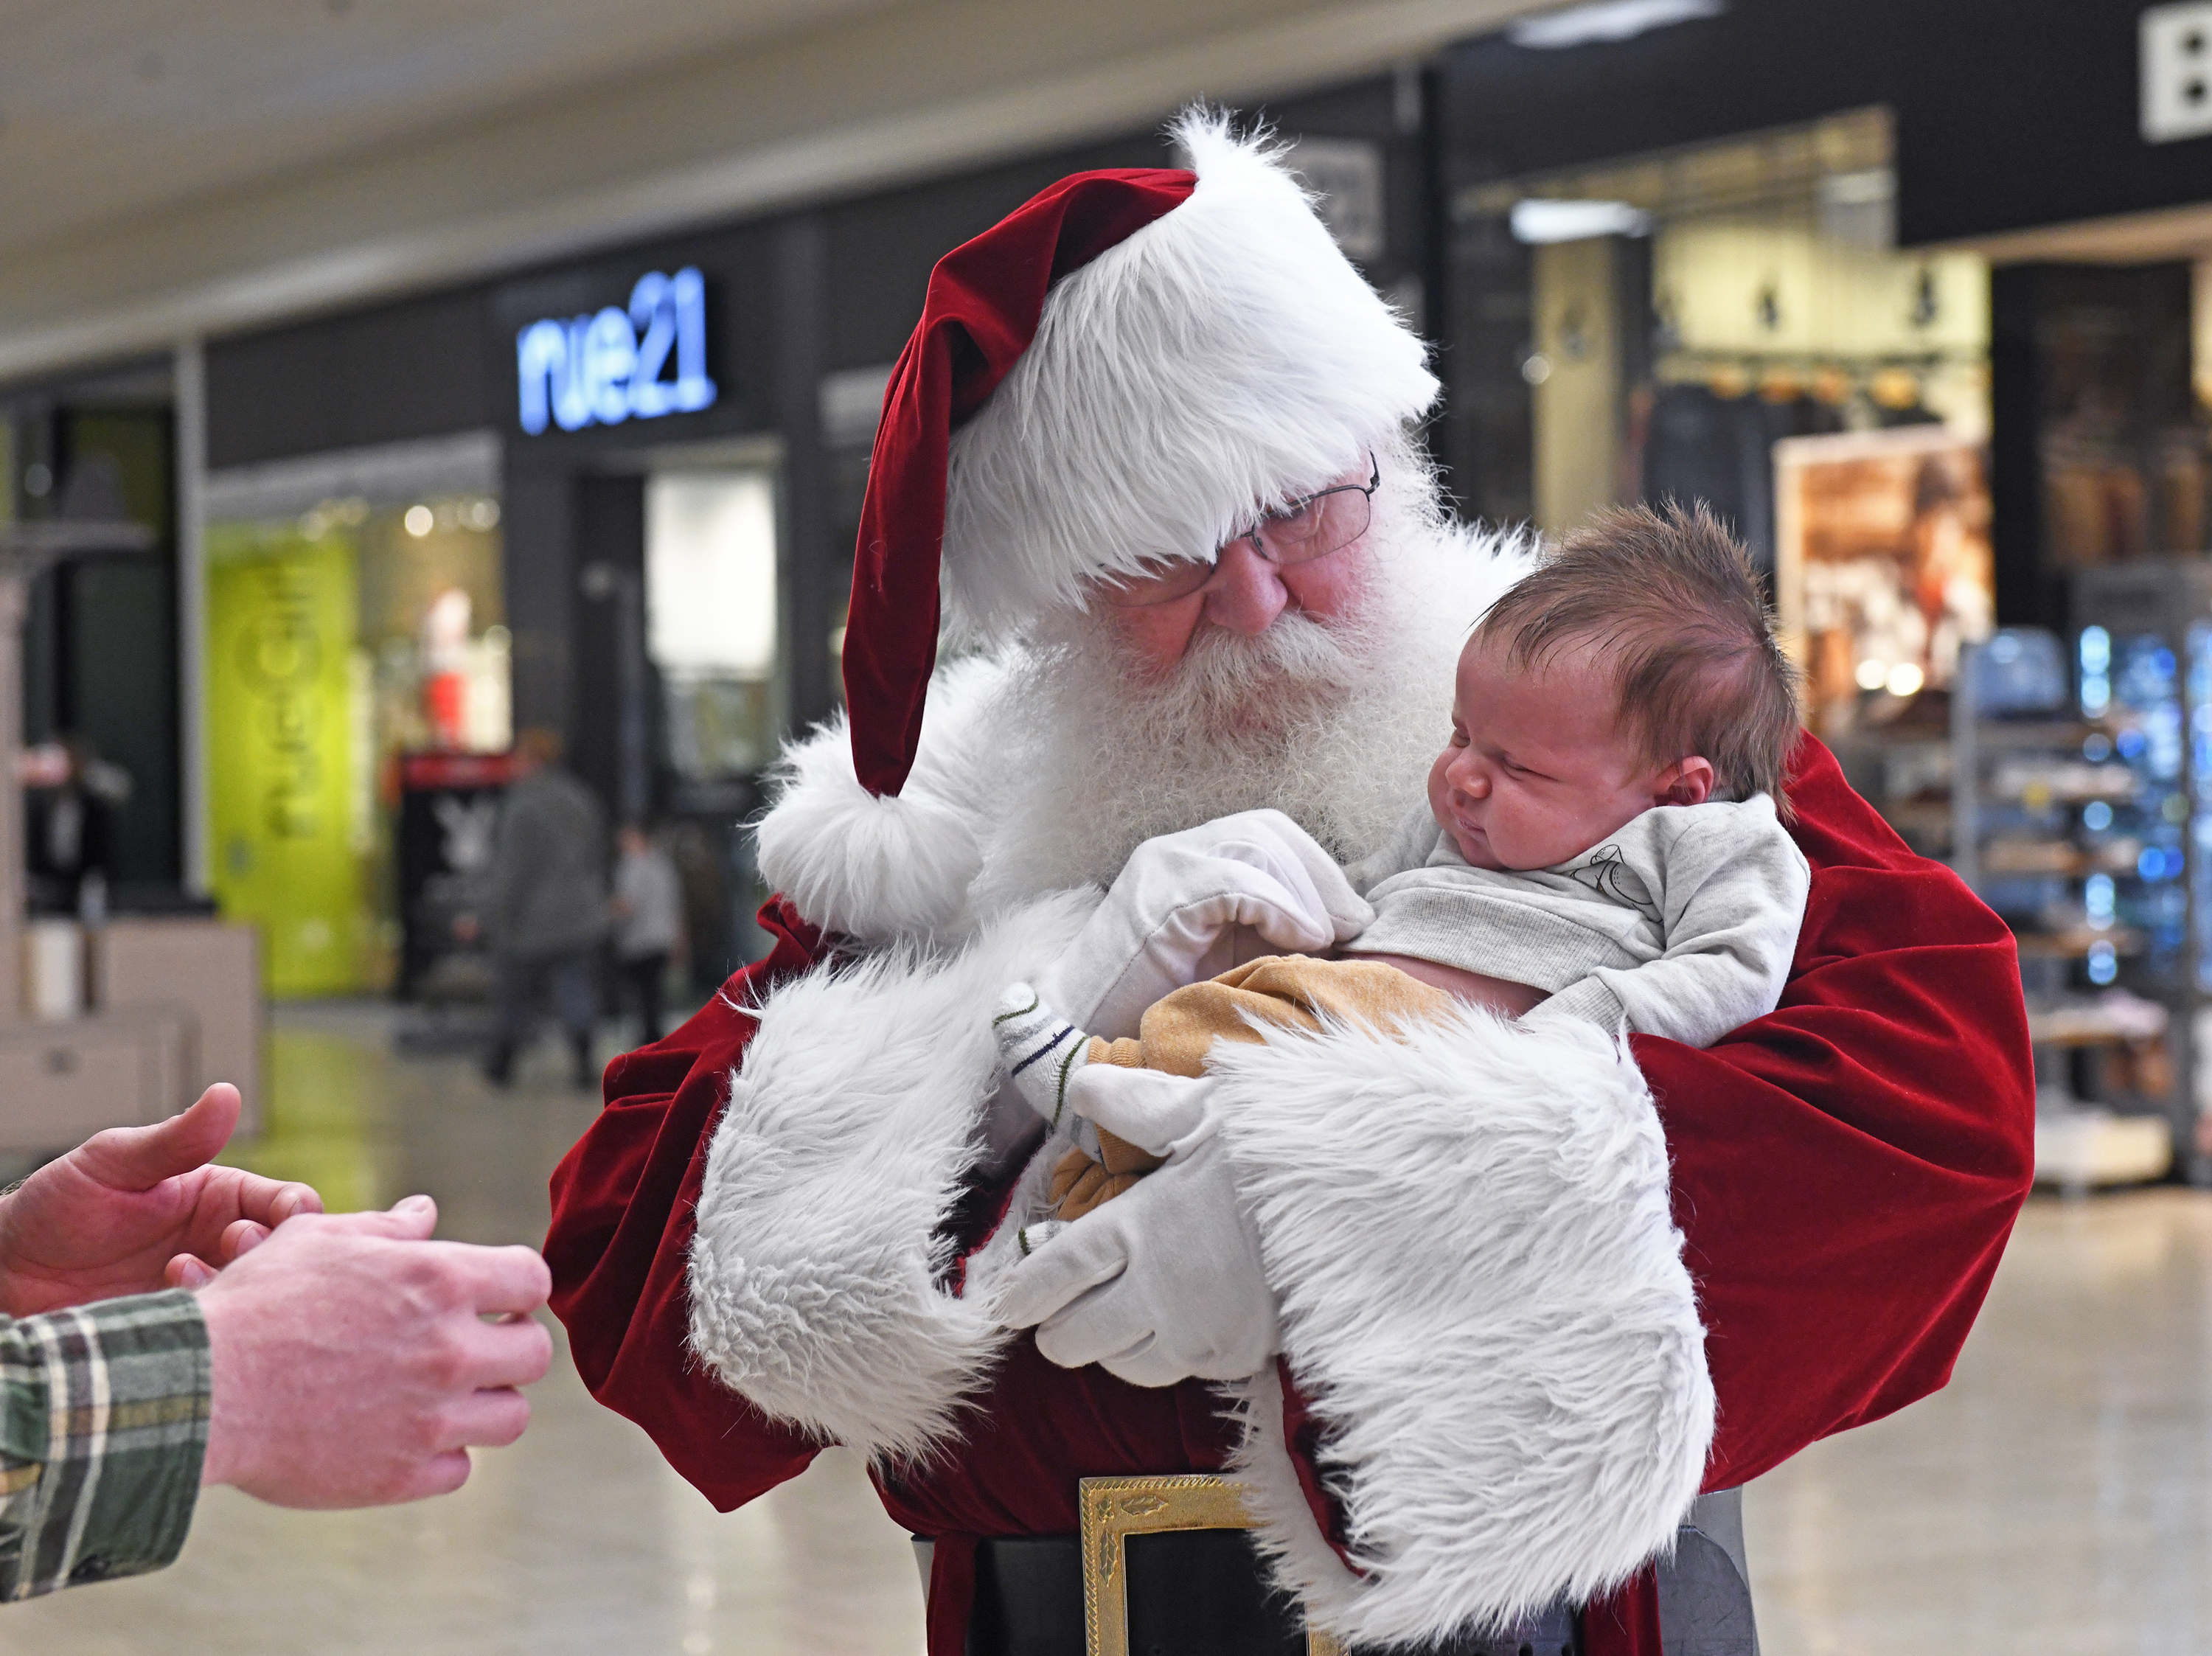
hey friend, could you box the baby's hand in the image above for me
[990,984,1170,1248]
[1048,1148,1116,1217]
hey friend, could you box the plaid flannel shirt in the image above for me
[1,1289,209,1599]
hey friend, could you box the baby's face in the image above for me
[1427,633,1705,872]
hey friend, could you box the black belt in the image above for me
[966,1531,1582,1656]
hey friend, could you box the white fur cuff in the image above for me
[1211,1008,1713,1646]
[685,891,1093,1463]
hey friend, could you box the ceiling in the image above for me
[0,0,1556,381]
[0,0,903,254]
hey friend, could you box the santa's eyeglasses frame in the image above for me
[1097,453,1380,608]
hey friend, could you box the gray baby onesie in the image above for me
[1342,794,1810,1048]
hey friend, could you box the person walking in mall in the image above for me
[463,728,609,1089]
[0,1081,552,1598]
[609,823,684,1047]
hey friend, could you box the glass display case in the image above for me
[1953,561,2212,1188]
[1953,607,2192,1189]
[2073,565,2212,1002]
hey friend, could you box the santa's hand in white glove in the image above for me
[992,1062,1279,1387]
[1028,807,1371,1055]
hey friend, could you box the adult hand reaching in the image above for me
[0,1083,321,1318]
[197,1194,553,1507]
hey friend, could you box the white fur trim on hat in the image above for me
[755,655,1008,940]
[941,108,1439,636]
[755,771,981,942]
[756,723,982,940]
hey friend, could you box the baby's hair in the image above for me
[1477,501,1803,810]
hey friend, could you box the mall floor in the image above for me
[8,1005,2212,1655]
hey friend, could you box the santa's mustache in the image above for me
[993,554,1444,895]
[961,448,1520,908]
[1106,606,1378,743]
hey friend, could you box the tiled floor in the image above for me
[1750,1184,2212,1654]
[2,1005,927,1656]
[10,1003,2212,1653]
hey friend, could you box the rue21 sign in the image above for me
[515,267,717,435]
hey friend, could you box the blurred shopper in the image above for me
[24,734,131,917]
[464,728,608,1088]
[610,824,684,1046]
[0,1083,552,1598]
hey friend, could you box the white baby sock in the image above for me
[992,983,1093,1129]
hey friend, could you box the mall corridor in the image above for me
[5,5,2212,1651]
[0,1009,2203,1656]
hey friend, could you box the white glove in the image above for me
[1035,810,1371,1040]
[992,1064,1279,1386]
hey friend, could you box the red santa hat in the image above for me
[792,110,1439,935]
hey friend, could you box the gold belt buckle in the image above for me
[1078,1473,1345,1656]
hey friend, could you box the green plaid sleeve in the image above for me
[1,1289,209,1600]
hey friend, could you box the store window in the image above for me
[359,495,510,759]
[206,520,367,996]
[0,399,184,902]
[2028,263,2205,574]
[645,470,777,778]
[1455,109,1995,745]
[820,362,893,710]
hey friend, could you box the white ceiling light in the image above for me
[1510,198,1654,243]
[1508,0,1726,49]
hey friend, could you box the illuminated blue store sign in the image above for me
[516,267,716,435]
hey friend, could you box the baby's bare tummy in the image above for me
[1336,950,1548,1017]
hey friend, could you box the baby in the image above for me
[995,502,1812,1224]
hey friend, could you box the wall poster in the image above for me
[1775,424,1995,736]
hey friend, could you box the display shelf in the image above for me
[2034,1110,2174,1191]
[1878,796,1954,842]
[1955,607,2205,1189]
[1982,838,2143,877]
[1972,719,2106,749]
[1983,759,2137,805]
[1827,726,1955,860]
[1982,839,2079,874]
[1950,644,2129,919]
[2030,1027,2162,1049]
[2013,928,2148,961]
[2024,992,2168,1047]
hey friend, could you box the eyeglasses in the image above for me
[1098,453,1380,608]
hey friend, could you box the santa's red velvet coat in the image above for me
[546,109,2032,1653]
[546,733,2034,1655]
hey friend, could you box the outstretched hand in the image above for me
[197,1196,553,1507]
[0,1083,322,1318]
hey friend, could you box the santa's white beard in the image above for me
[968,518,1505,908]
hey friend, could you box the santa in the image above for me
[547,112,2034,1656]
